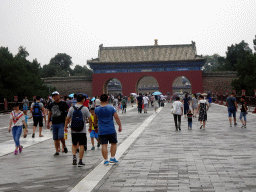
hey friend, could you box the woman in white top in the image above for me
[95,96,101,108]
[192,94,198,117]
[9,103,28,155]
[153,95,159,113]
[172,97,183,131]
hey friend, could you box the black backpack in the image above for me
[33,102,42,117]
[71,106,84,132]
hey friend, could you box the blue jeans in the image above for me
[239,112,247,121]
[12,126,22,147]
[188,121,192,128]
[52,123,64,140]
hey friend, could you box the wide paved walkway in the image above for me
[0,103,256,192]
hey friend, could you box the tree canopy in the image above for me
[231,37,256,96]
[0,46,51,102]
[40,53,93,78]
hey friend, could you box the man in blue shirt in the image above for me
[94,94,122,165]
[226,93,238,127]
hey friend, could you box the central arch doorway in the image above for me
[103,78,122,95]
[172,76,191,95]
[136,76,159,94]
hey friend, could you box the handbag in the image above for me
[171,103,176,114]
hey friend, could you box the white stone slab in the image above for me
[0,130,52,157]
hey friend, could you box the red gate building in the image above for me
[88,41,205,96]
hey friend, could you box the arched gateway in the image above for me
[88,41,205,96]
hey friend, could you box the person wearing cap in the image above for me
[47,91,70,156]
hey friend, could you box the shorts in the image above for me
[71,133,87,145]
[23,106,28,111]
[98,133,117,145]
[90,130,98,139]
[239,112,247,121]
[52,123,64,140]
[228,107,236,118]
[33,116,43,127]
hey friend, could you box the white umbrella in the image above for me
[130,93,137,96]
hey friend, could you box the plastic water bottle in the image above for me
[64,130,68,140]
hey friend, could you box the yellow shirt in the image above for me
[91,114,95,130]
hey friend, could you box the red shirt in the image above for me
[83,99,89,107]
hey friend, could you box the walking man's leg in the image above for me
[174,115,178,130]
[178,115,181,130]
[102,144,108,160]
[55,140,60,153]
[110,143,117,158]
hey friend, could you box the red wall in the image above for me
[92,71,203,96]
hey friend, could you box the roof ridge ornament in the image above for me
[154,39,158,46]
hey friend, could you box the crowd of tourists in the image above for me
[9,92,122,166]
[8,91,248,166]
[171,92,248,131]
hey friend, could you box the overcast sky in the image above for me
[0,0,255,68]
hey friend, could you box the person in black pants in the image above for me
[137,93,143,113]
[172,97,183,131]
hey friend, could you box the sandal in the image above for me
[39,135,44,137]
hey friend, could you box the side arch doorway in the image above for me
[136,76,159,94]
[103,78,123,95]
[172,76,191,95]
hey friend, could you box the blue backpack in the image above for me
[71,106,84,132]
[33,102,42,117]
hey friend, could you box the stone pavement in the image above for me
[0,103,256,192]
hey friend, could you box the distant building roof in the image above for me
[88,41,203,64]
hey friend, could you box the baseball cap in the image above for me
[52,91,60,96]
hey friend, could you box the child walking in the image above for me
[22,110,31,138]
[187,109,193,129]
[9,103,28,154]
[89,108,100,150]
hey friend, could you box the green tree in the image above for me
[231,48,256,96]
[49,53,73,70]
[71,65,93,76]
[0,46,49,102]
[225,40,252,71]
[203,54,226,72]
[253,35,256,52]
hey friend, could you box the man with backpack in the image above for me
[47,91,69,156]
[64,93,90,166]
[30,96,45,138]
